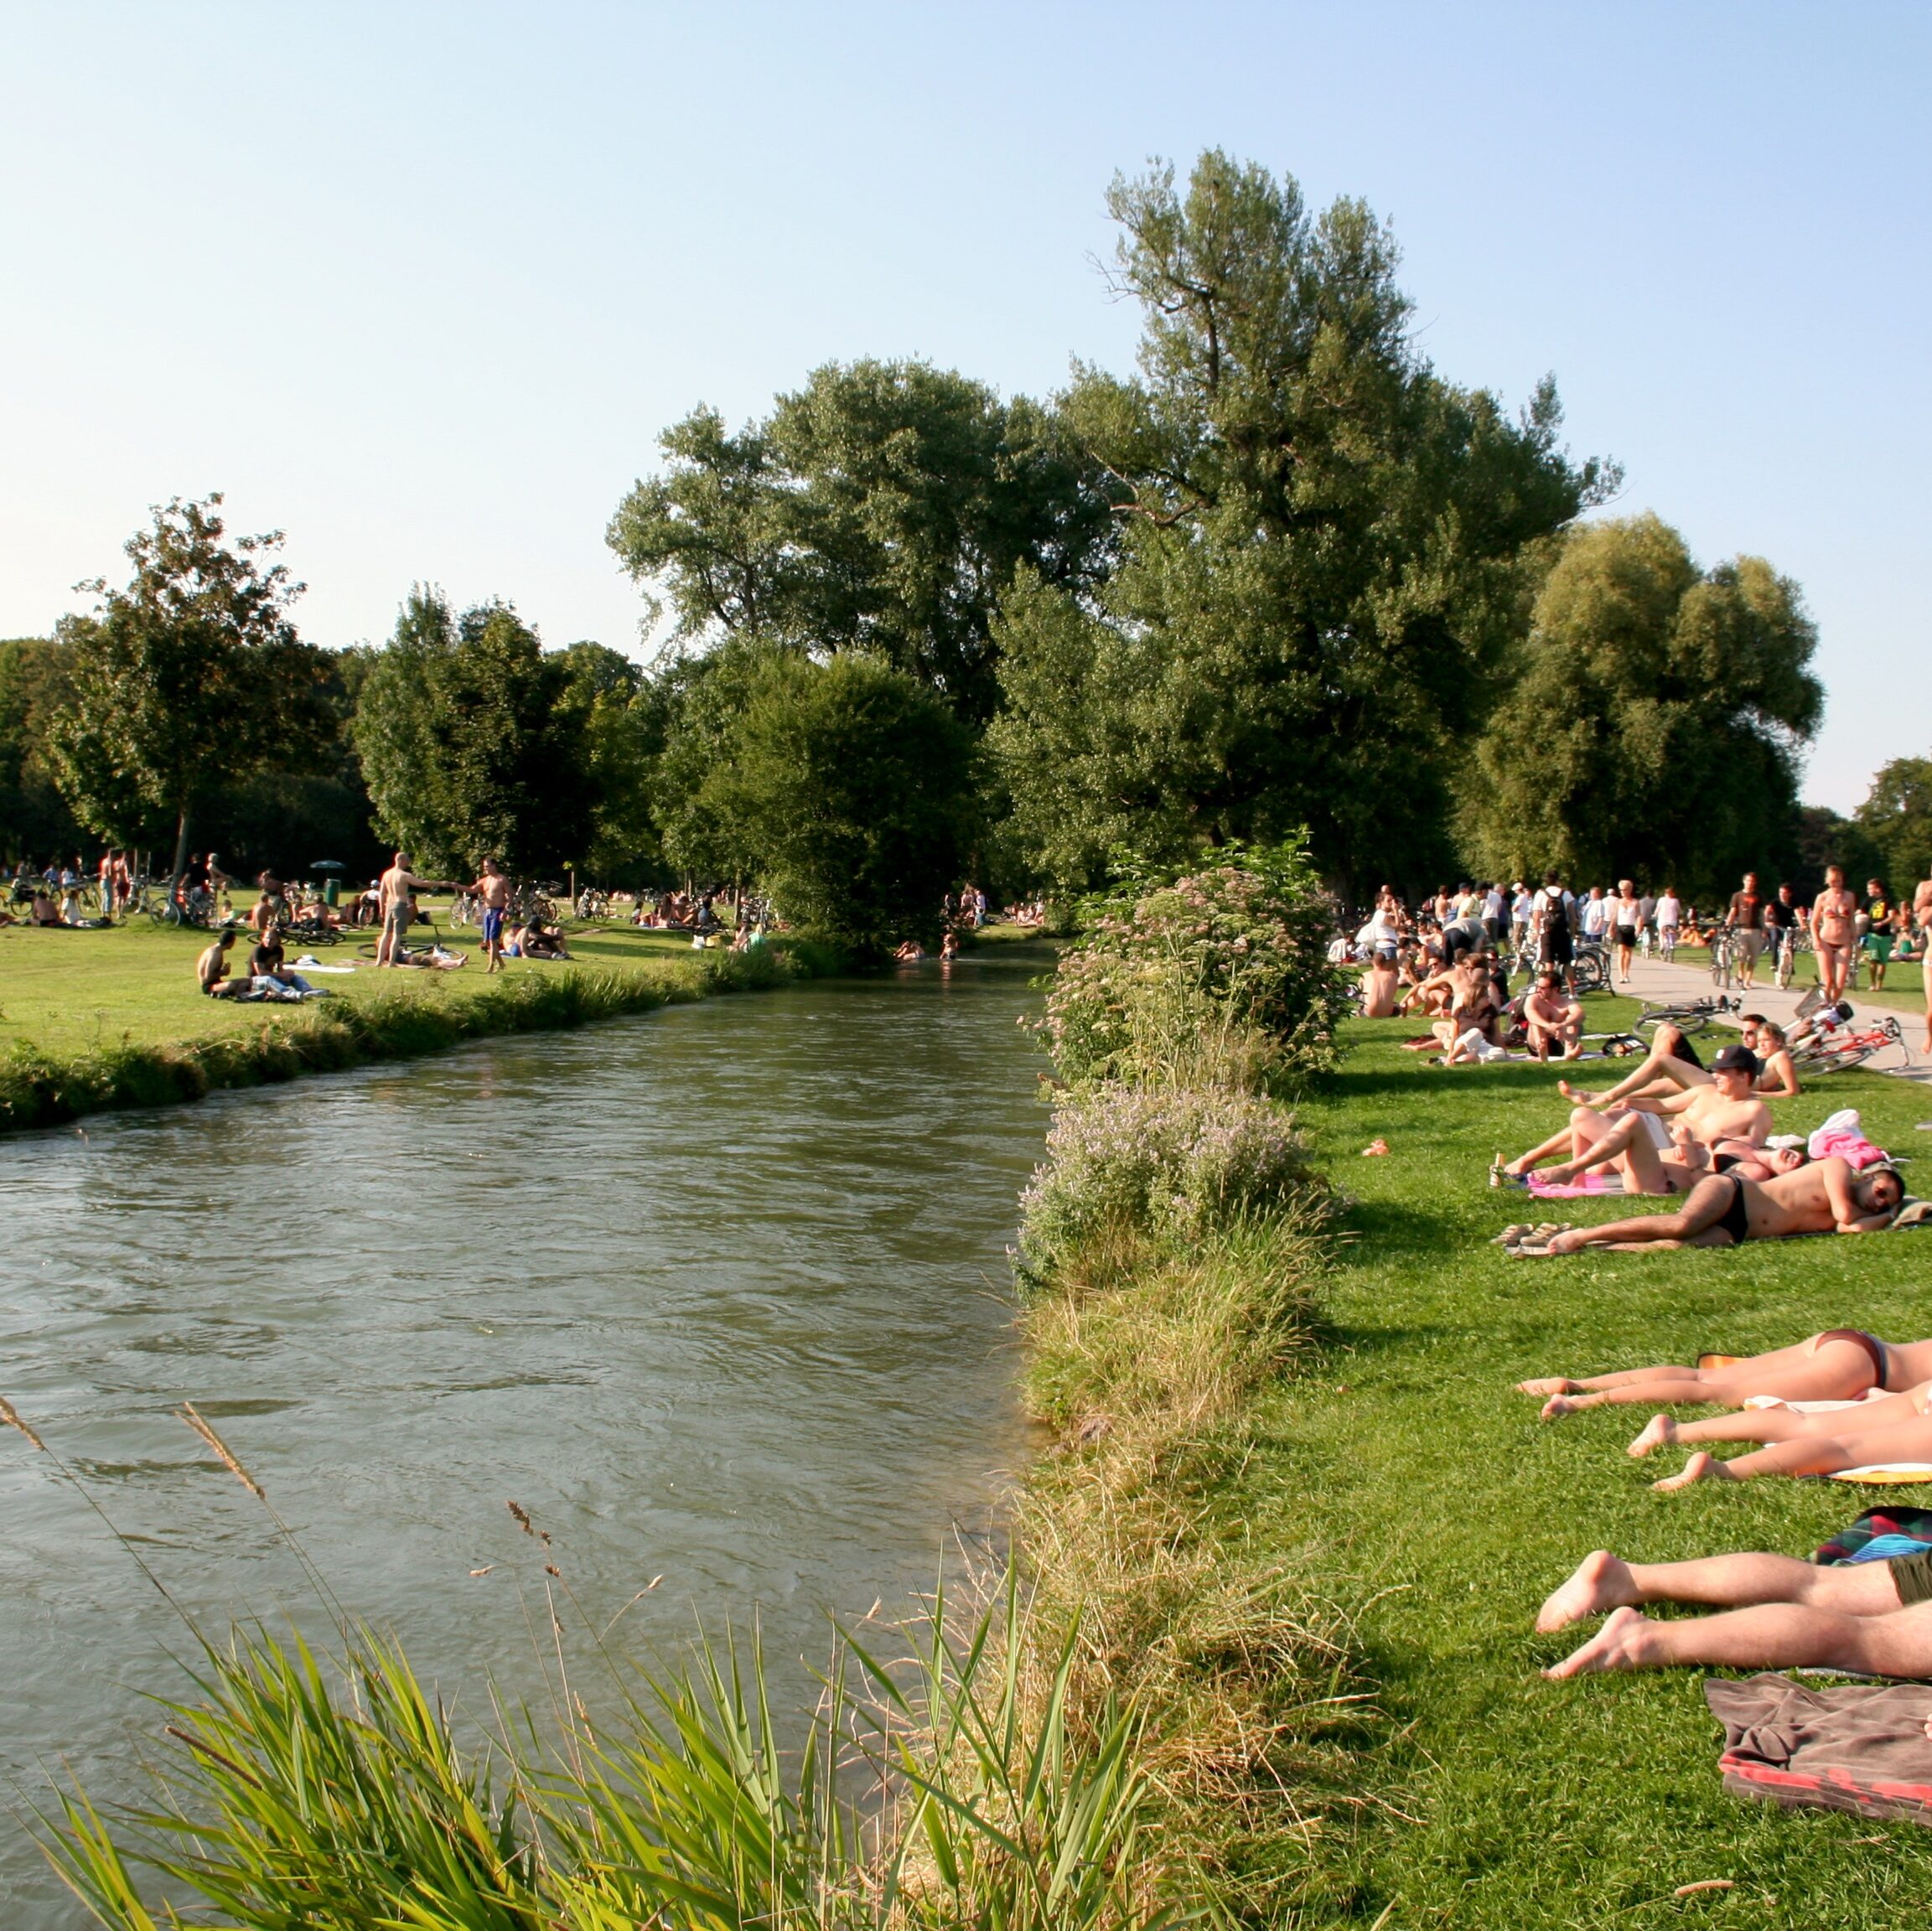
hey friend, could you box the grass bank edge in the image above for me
[0,941,842,1136]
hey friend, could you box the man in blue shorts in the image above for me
[469,857,511,974]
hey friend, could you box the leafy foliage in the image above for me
[353,591,632,877]
[1037,841,1351,1095]
[608,359,1117,723]
[45,496,334,871]
[1855,755,1932,893]
[691,652,981,955]
[1458,513,1825,898]
[992,153,1612,897]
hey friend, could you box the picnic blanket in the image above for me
[1707,1675,1932,1823]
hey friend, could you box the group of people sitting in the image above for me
[1360,940,1588,1065]
[1526,1327,1932,1681]
[195,927,332,1001]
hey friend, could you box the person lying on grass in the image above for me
[1559,1016,1799,1109]
[1523,1157,1903,1255]
[1497,1046,1772,1193]
[1523,1323,1931,1420]
[1536,1545,1932,1679]
[1626,1378,1932,1463]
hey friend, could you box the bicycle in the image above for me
[148,884,221,929]
[1634,994,1740,1038]
[575,888,609,920]
[1569,937,1610,995]
[1790,1015,1905,1076]
[1708,927,1738,989]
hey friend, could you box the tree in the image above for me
[692,653,979,955]
[1458,515,1824,898]
[990,152,1613,900]
[607,360,1117,723]
[46,496,330,878]
[1855,757,1932,893]
[352,593,600,877]
[0,637,87,862]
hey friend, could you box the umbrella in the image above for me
[309,860,345,873]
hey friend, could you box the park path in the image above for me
[1606,946,1929,1079]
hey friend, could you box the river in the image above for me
[0,953,1048,1925]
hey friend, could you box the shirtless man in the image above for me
[1500,1045,1771,1193]
[469,858,511,974]
[1916,870,1932,1054]
[1520,970,1582,1061]
[1359,952,1400,1019]
[1812,863,1858,1002]
[1536,1155,1901,1255]
[1559,1015,1799,1109]
[1536,1544,1932,1680]
[376,852,457,967]
[196,929,252,999]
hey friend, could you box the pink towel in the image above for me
[1809,1108,1890,1172]
[1528,1172,1626,1198]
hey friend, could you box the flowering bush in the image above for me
[1036,840,1351,1093]
[1018,1081,1329,1275]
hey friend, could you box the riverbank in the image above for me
[0,914,832,1135]
[1269,1010,1932,1924]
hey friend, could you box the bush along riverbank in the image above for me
[0,944,831,1136]
[1006,843,1375,1921]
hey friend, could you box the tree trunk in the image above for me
[169,807,191,888]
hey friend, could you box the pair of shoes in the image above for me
[1502,1219,1572,1256]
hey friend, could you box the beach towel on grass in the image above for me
[1707,1675,1932,1824]
[1829,1464,1932,1486]
[1815,1508,1932,1566]
[1526,1172,1625,1198]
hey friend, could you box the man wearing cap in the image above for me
[1499,1045,1773,1194]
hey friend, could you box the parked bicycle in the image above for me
[1790,1014,1905,1076]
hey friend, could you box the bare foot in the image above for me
[1557,1080,1603,1105]
[1543,1230,1591,1255]
[1628,1413,1677,1458]
[1517,1377,1582,1396]
[1544,1605,1656,1678]
[1541,1392,1593,1421]
[1652,1450,1737,1492]
[1536,1550,1637,1633]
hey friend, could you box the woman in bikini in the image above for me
[1520,1324,1932,1422]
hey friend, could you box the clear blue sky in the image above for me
[3,2,1924,810]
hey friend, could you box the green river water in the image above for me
[0,955,1048,1925]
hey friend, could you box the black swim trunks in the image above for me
[1715,1174,1752,1245]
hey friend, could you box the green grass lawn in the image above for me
[1668,944,1929,1025]
[1272,1004,1932,1926]
[0,900,712,1058]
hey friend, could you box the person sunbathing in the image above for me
[1536,1545,1932,1679]
[1532,1156,1902,1256]
[1498,1046,1771,1193]
[1523,1324,1932,1419]
[1520,971,1582,1060]
[1628,1376,1932,1459]
[1560,1017,1799,1109]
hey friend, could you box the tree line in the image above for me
[4,151,1924,945]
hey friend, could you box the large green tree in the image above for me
[691,652,979,955]
[46,496,332,878]
[0,637,87,862]
[1458,514,1824,898]
[991,152,1612,898]
[607,359,1116,723]
[1855,756,1932,893]
[352,593,603,877]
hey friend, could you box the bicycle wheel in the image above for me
[1794,1041,1877,1075]
[1572,952,1608,994]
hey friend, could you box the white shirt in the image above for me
[1656,894,1681,929]
[1582,895,1609,938]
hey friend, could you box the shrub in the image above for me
[1037,840,1350,1094]
[1018,1082,1328,1276]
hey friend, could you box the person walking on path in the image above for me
[1814,864,1858,1003]
[376,852,457,967]
[469,858,512,974]
[1725,872,1766,990]
[1916,870,1932,1054]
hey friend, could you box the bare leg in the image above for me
[1536,1547,1898,1632]
[1543,1175,1738,1255]
[1562,1053,1709,1110]
[1503,1121,1588,1177]
[1652,1417,1932,1488]
[1546,1597,1932,1679]
[1532,1334,1881,1417]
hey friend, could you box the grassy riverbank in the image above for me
[0,909,828,1134]
[1264,1011,1932,1925]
